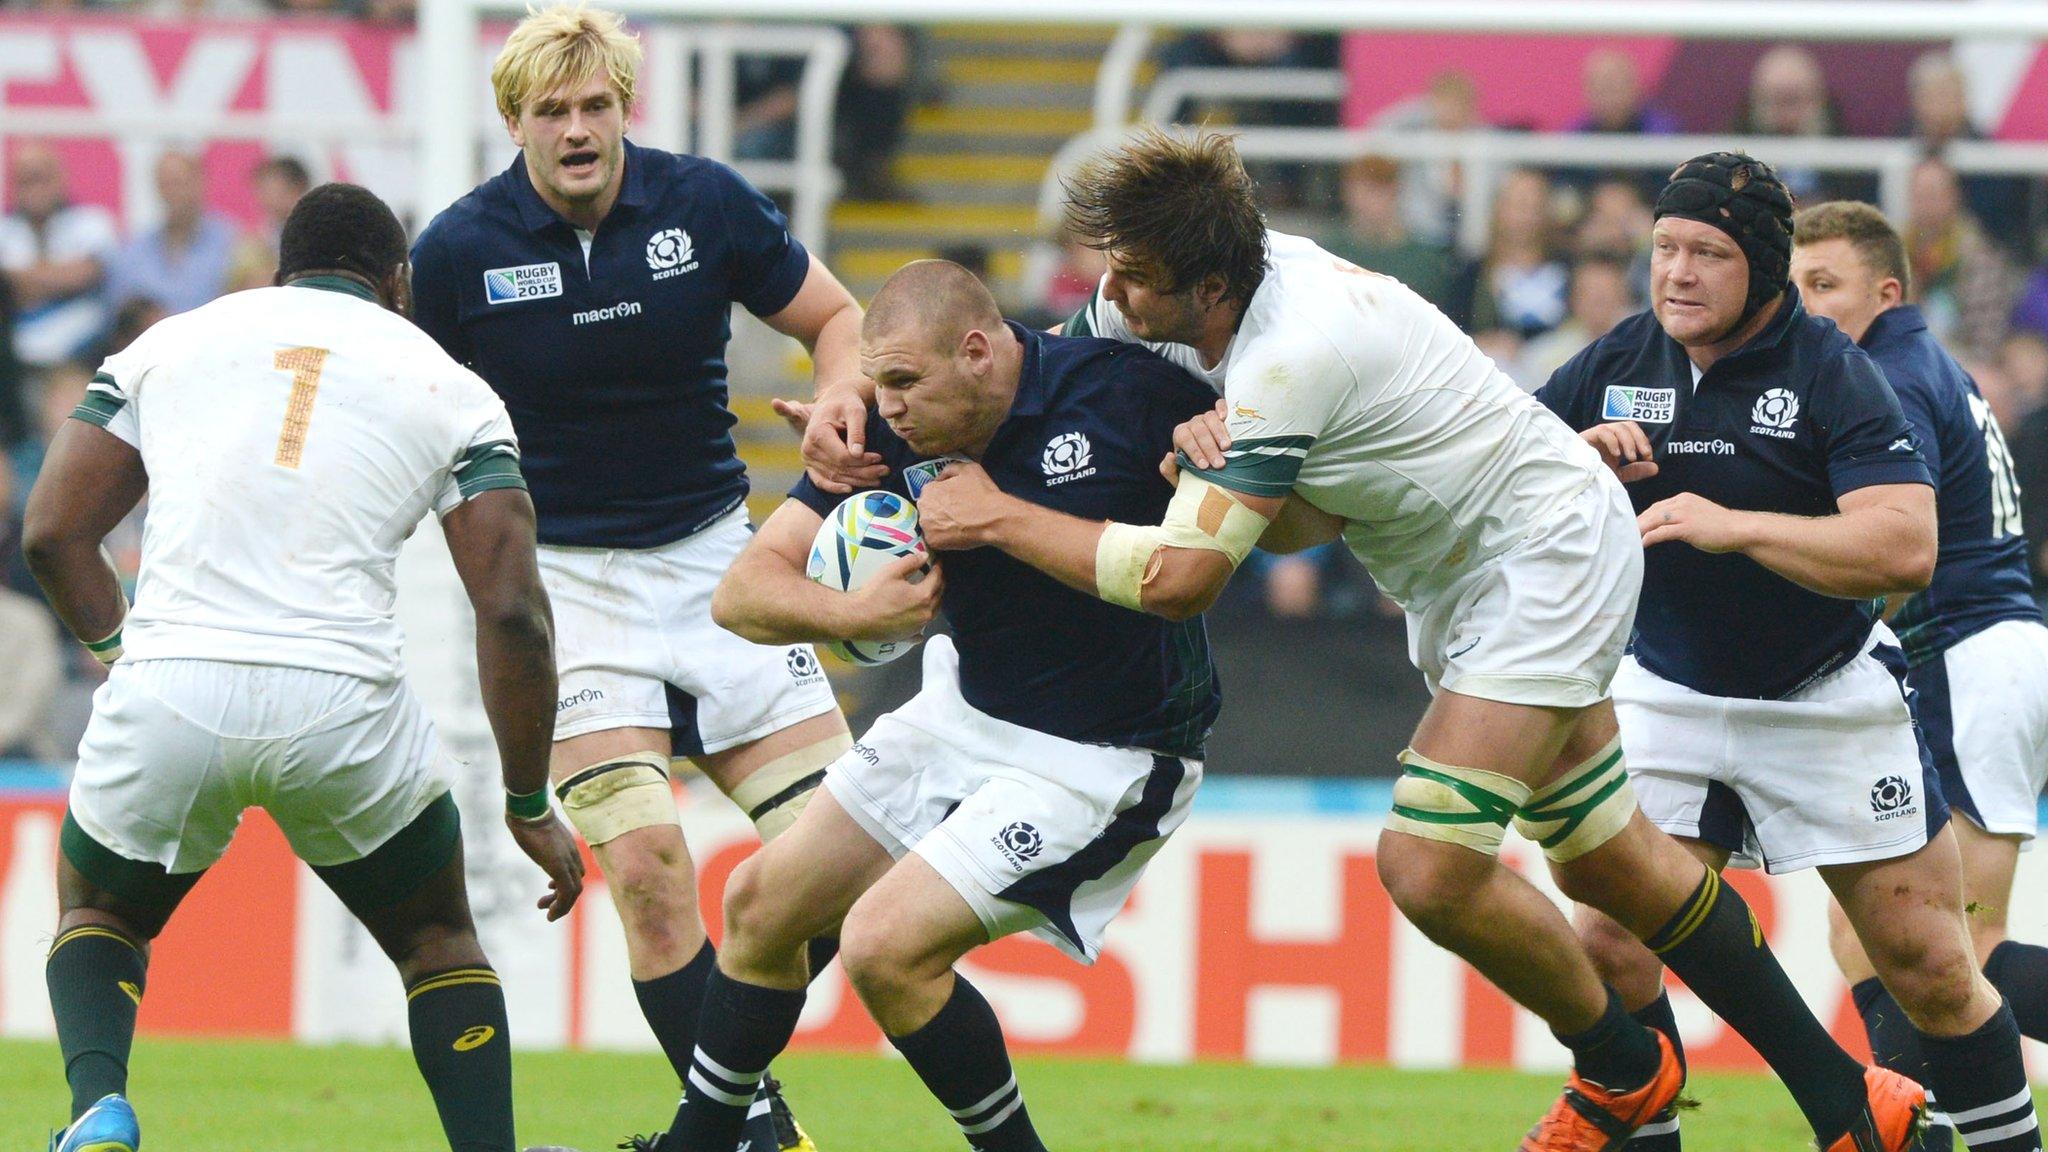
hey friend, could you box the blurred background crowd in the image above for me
[7,16,2048,774]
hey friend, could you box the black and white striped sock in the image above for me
[663,969,806,1152]
[888,975,1046,1152]
[1921,1003,2040,1152]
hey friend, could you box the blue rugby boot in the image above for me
[49,1093,138,1152]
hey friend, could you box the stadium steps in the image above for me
[735,23,1116,493]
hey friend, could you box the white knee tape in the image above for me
[727,734,851,842]
[1385,748,1534,856]
[1513,737,1637,863]
[554,753,677,846]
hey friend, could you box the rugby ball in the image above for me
[806,490,929,665]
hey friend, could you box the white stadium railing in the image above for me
[1037,126,2048,257]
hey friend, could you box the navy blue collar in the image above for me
[1005,321,1049,417]
[1859,304,1929,349]
[508,137,652,235]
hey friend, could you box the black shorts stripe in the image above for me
[1907,649,1981,827]
[1874,641,1952,844]
[665,681,707,759]
[996,754,1184,954]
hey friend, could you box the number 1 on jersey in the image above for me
[274,346,328,469]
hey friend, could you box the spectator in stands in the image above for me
[1515,255,1637,388]
[0,459,60,761]
[1322,154,1461,317]
[1155,29,1341,207]
[227,154,312,292]
[1463,167,1569,337]
[1558,50,1677,195]
[1733,44,1874,203]
[834,25,923,201]
[1021,227,1104,328]
[106,149,236,317]
[1572,174,1654,296]
[1904,49,2034,256]
[1372,70,1486,249]
[0,141,116,375]
[1907,156,2019,360]
[1995,330,2048,435]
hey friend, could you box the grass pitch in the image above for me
[0,1036,1866,1150]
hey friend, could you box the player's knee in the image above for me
[1576,910,1660,991]
[1513,737,1636,869]
[720,855,802,956]
[1870,932,1980,1022]
[836,906,917,1003]
[387,920,487,983]
[603,841,699,937]
[1375,827,1491,928]
[1379,748,1530,924]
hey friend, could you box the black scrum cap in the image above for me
[1653,152,1797,325]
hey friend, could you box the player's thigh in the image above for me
[841,852,991,984]
[551,727,691,887]
[647,513,841,762]
[1953,816,2023,936]
[727,784,895,949]
[1823,824,1972,972]
[694,710,852,841]
[1409,689,1582,786]
[329,812,484,977]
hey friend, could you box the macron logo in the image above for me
[572,300,643,325]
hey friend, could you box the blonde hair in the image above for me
[491,3,642,122]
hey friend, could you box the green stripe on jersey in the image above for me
[1062,289,1099,337]
[71,375,127,429]
[1180,434,1313,498]
[456,449,526,499]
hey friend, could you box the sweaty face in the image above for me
[1651,217,1750,347]
[1791,237,1892,345]
[1099,251,1207,346]
[509,75,627,215]
[862,327,991,457]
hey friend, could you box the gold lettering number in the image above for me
[273,346,328,468]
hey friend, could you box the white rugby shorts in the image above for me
[824,637,1201,964]
[1406,470,1641,709]
[543,507,840,754]
[68,659,455,872]
[1910,618,2048,842]
[1615,626,1948,873]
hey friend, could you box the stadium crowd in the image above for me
[9,24,2048,764]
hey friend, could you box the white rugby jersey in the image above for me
[1072,230,1604,607]
[76,278,524,681]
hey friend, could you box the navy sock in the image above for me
[1555,985,1662,1094]
[46,926,146,1120]
[1650,870,1864,1143]
[404,966,515,1152]
[1919,1003,2040,1152]
[806,936,840,980]
[1853,977,1929,1076]
[1625,992,1684,1150]
[665,968,807,1152]
[1984,941,2048,1043]
[888,975,1046,1152]
[633,940,718,1084]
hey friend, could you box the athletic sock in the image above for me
[665,968,807,1152]
[633,939,719,1084]
[1625,992,1685,1150]
[1647,870,1865,1143]
[887,974,1047,1152]
[46,926,146,1120]
[1852,979,1956,1151]
[405,966,515,1152]
[1919,1002,2041,1152]
[807,935,840,979]
[1555,985,1663,1094]
[1983,941,2048,1042]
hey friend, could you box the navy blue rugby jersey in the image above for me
[411,139,811,548]
[793,323,1222,758]
[1859,306,2041,666]
[1537,290,1931,699]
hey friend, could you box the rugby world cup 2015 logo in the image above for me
[1750,388,1800,439]
[1041,431,1095,486]
[646,228,699,280]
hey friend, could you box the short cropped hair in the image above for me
[255,155,313,194]
[277,182,409,285]
[1792,200,1912,296]
[1062,127,1269,309]
[491,3,642,122]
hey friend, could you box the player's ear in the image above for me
[1879,277,1905,309]
[504,113,526,148]
[385,264,414,318]
[1196,271,1229,311]
[958,328,992,372]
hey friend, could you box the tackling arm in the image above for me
[1639,483,1936,600]
[20,421,147,657]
